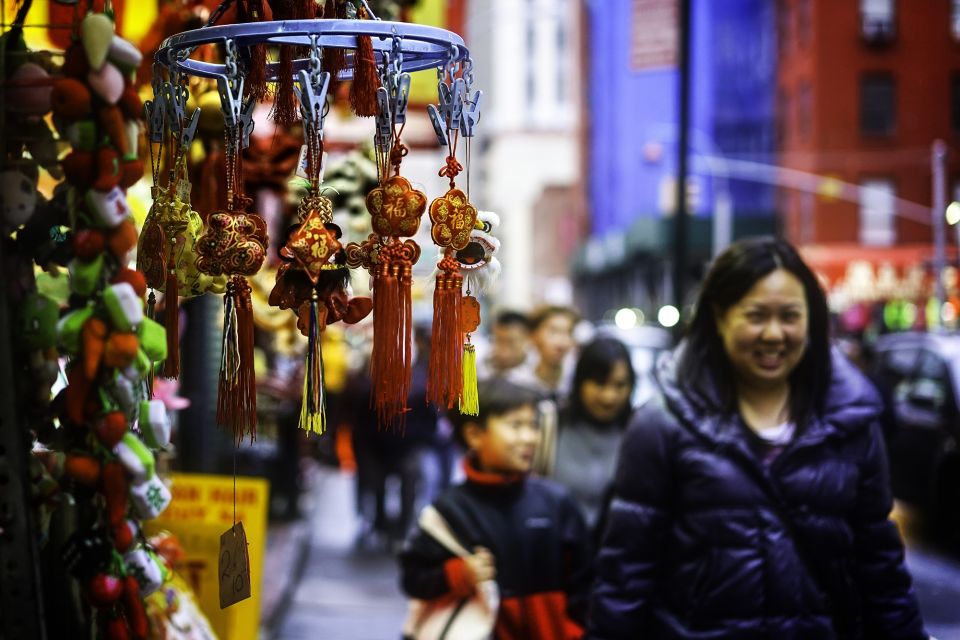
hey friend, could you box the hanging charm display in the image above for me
[139,71,227,378]
[426,57,484,414]
[271,39,372,434]
[195,41,267,444]
[360,39,427,428]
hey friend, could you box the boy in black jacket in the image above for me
[399,378,591,640]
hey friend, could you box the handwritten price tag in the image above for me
[219,522,251,609]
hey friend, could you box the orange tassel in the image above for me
[240,0,269,103]
[370,243,416,429]
[163,269,179,378]
[322,0,346,90]
[350,31,380,117]
[427,256,463,409]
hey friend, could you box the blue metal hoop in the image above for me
[156,19,469,81]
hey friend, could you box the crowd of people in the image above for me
[334,237,931,639]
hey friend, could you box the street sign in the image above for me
[145,473,269,640]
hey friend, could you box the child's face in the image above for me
[467,404,541,474]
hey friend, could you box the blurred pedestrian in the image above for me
[588,237,929,639]
[349,327,448,549]
[510,305,579,401]
[551,337,636,534]
[400,377,592,639]
[476,309,532,381]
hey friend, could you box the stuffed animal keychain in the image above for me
[425,57,484,414]
[193,42,267,444]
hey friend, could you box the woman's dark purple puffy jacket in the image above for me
[587,347,928,639]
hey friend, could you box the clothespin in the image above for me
[160,81,183,126]
[374,86,392,152]
[143,97,165,143]
[392,73,411,125]
[180,107,201,149]
[239,99,256,150]
[449,77,466,131]
[294,69,330,127]
[216,73,245,128]
[460,89,483,138]
[427,104,449,147]
[437,81,455,130]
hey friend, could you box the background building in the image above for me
[778,0,960,289]
[575,0,778,321]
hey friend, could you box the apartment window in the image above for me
[953,0,960,40]
[860,178,896,246]
[798,81,811,140]
[777,89,788,144]
[778,1,791,52]
[860,0,895,42]
[797,0,810,47]
[953,73,960,134]
[860,73,896,135]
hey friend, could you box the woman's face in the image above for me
[579,360,633,423]
[716,268,809,392]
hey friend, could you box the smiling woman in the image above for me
[587,237,931,640]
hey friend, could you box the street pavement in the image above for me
[268,467,960,640]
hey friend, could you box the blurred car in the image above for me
[593,323,673,408]
[869,332,960,532]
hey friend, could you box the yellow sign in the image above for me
[146,473,269,640]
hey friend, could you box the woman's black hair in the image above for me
[569,337,636,426]
[677,236,831,428]
[449,378,542,448]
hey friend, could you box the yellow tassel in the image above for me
[461,343,479,416]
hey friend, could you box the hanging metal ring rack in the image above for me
[155,19,470,80]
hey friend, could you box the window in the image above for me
[797,81,811,140]
[797,0,810,47]
[953,73,960,134]
[953,0,960,40]
[860,0,895,41]
[860,73,896,135]
[859,178,896,246]
[778,89,789,144]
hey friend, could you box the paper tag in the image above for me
[295,146,327,183]
[219,522,251,609]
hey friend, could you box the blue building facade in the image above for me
[586,0,777,243]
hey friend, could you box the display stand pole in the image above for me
[0,237,47,639]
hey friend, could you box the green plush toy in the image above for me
[20,293,59,351]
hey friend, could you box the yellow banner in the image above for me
[146,473,270,640]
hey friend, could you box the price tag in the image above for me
[295,146,327,183]
[219,522,251,609]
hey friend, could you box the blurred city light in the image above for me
[946,201,960,226]
[943,301,958,324]
[658,305,680,328]
[615,308,638,330]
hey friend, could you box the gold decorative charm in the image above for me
[429,187,477,250]
[366,175,427,238]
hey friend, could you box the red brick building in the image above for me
[778,0,960,282]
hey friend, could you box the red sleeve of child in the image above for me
[443,557,476,599]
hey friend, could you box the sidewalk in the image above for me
[264,465,408,640]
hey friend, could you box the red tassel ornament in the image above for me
[370,240,419,429]
[350,7,380,117]
[427,254,464,409]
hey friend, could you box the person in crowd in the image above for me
[400,378,592,639]
[477,309,533,381]
[552,337,636,533]
[588,237,929,639]
[350,327,448,549]
[511,305,579,400]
